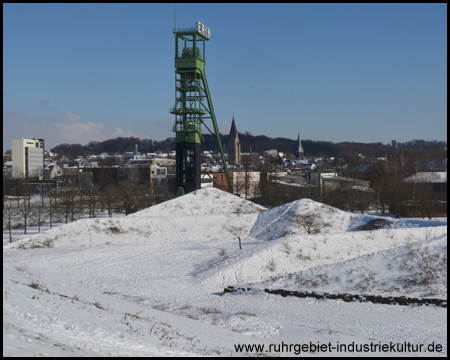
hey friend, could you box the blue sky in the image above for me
[3,3,447,152]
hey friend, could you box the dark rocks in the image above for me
[222,286,447,308]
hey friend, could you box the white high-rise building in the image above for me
[11,138,45,179]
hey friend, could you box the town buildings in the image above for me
[3,133,447,217]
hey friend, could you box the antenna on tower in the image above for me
[174,3,176,32]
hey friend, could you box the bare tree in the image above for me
[19,181,34,211]
[151,180,174,206]
[17,192,32,235]
[117,181,136,215]
[45,191,58,229]
[412,172,441,219]
[3,200,17,242]
[3,176,11,210]
[59,185,79,223]
[321,188,345,210]
[343,187,375,215]
[86,187,99,218]
[287,209,329,235]
[226,225,247,250]
[241,154,259,199]
[259,156,281,207]
[386,181,411,218]
[233,171,246,198]
[368,153,414,217]
[136,182,154,210]
[102,184,118,217]
[345,188,360,214]
[78,189,85,215]
[30,202,47,233]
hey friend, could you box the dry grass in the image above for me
[282,241,291,255]
[14,263,29,273]
[268,259,276,272]
[218,248,227,257]
[152,304,168,312]
[29,280,41,290]
[92,300,108,310]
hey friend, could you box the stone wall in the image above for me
[223,286,446,308]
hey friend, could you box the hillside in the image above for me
[48,135,447,159]
[249,236,447,299]
[3,187,447,356]
[4,188,266,249]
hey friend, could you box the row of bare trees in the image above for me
[3,180,174,243]
[367,152,446,218]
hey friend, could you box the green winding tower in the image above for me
[170,22,232,194]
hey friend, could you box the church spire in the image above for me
[229,116,238,138]
[297,131,304,158]
[228,116,241,165]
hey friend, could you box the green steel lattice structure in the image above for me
[170,22,232,194]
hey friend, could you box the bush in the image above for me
[268,259,276,272]
[108,225,121,234]
[177,187,185,197]
[218,248,227,257]
[358,218,392,231]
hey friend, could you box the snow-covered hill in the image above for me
[4,188,266,249]
[3,188,447,356]
[247,236,447,299]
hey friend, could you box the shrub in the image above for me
[108,226,121,234]
[12,223,24,230]
[218,248,227,257]
[14,263,29,273]
[287,212,329,235]
[177,187,185,197]
[268,259,276,272]
[29,280,41,289]
[358,218,392,231]
[283,241,292,255]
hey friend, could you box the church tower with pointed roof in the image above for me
[296,131,304,158]
[228,117,241,165]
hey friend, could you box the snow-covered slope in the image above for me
[250,197,443,240]
[250,199,353,240]
[206,223,448,290]
[4,187,266,249]
[3,188,448,356]
[247,236,447,299]
[3,266,274,357]
[130,187,267,217]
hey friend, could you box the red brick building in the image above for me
[202,172,233,193]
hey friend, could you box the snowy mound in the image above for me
[251,236,447,299]
[207,214,448,289]
[250,198,352,240]
[249,198,446,241]
[3,190,448,355]
[4,188,266,250]
[129,187,266,218]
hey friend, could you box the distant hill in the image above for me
[50,135,447,160]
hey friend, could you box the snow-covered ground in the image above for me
[3,188,447,356]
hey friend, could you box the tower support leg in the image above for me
[175,142,201,193]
